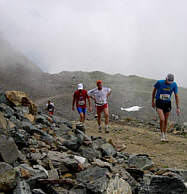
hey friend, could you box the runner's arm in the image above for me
[89,96,96,103]
[152,88,157,108]
[175,93,180,115]
[72,94,76,110]
[87,89,96,102]
[106,89,112,99]
[87,96,92,111]
[174,83,180,114]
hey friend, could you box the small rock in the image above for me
[74,155,87,165]
[100,143,117,157]
[92,159,112,170]
[79,146,101,161]
[48,169,59,179]
[11,129,29,149]
[62,134,82,151]
[0,112,8,130]
[32,189,46,194]
[13,180,32,194]
[76,123,85,133]
[0,103,14,118]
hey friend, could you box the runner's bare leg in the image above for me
[97,109,102,126]
[104,108,109,126]
[80,113,84,123]
[157,109,165,133]
[163,112,170,133]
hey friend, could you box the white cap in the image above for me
[78,83,83,90]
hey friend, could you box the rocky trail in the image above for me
[0,90,186,194]
[84,120,187,170]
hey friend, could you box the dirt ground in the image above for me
[83,120,187,170]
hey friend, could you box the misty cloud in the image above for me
[0,0,187,87]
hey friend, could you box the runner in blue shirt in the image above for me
[152,74,180,142]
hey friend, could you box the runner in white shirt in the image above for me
[88,80,112,133]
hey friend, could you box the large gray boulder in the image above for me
[128,154,154,170]
[0,135,19,164]
[76,166,133,194]
[13,180,32,194]
[154,168,187,194]
[141,174,186,194]
[76,166,109,193]
[106,175,132,194]
[112,165,140,193]
[0,162,17,192]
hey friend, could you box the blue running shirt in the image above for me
[154,80,178,102]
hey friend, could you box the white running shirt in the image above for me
[46,102,54,111]
[88,87,111,106]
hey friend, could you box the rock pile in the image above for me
[0,91,186,194]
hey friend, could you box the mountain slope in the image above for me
[1,38,187,121]
[36,71,187,122]
[0,38,52,98]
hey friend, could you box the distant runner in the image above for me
[46,100,55,116]
[152,74,180,141]
[88,80,112,133]
[72,83,91,124]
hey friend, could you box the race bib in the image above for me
[160,94,170,100]
[78,100,85,106]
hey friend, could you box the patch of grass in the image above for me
[162,165,169,168]
[124,117,134,122]
[123,136,129,140]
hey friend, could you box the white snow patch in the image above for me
[121,106,143,112]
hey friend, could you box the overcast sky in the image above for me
[0,0,187,87]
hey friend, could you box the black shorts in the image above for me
[156,99,171,113]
